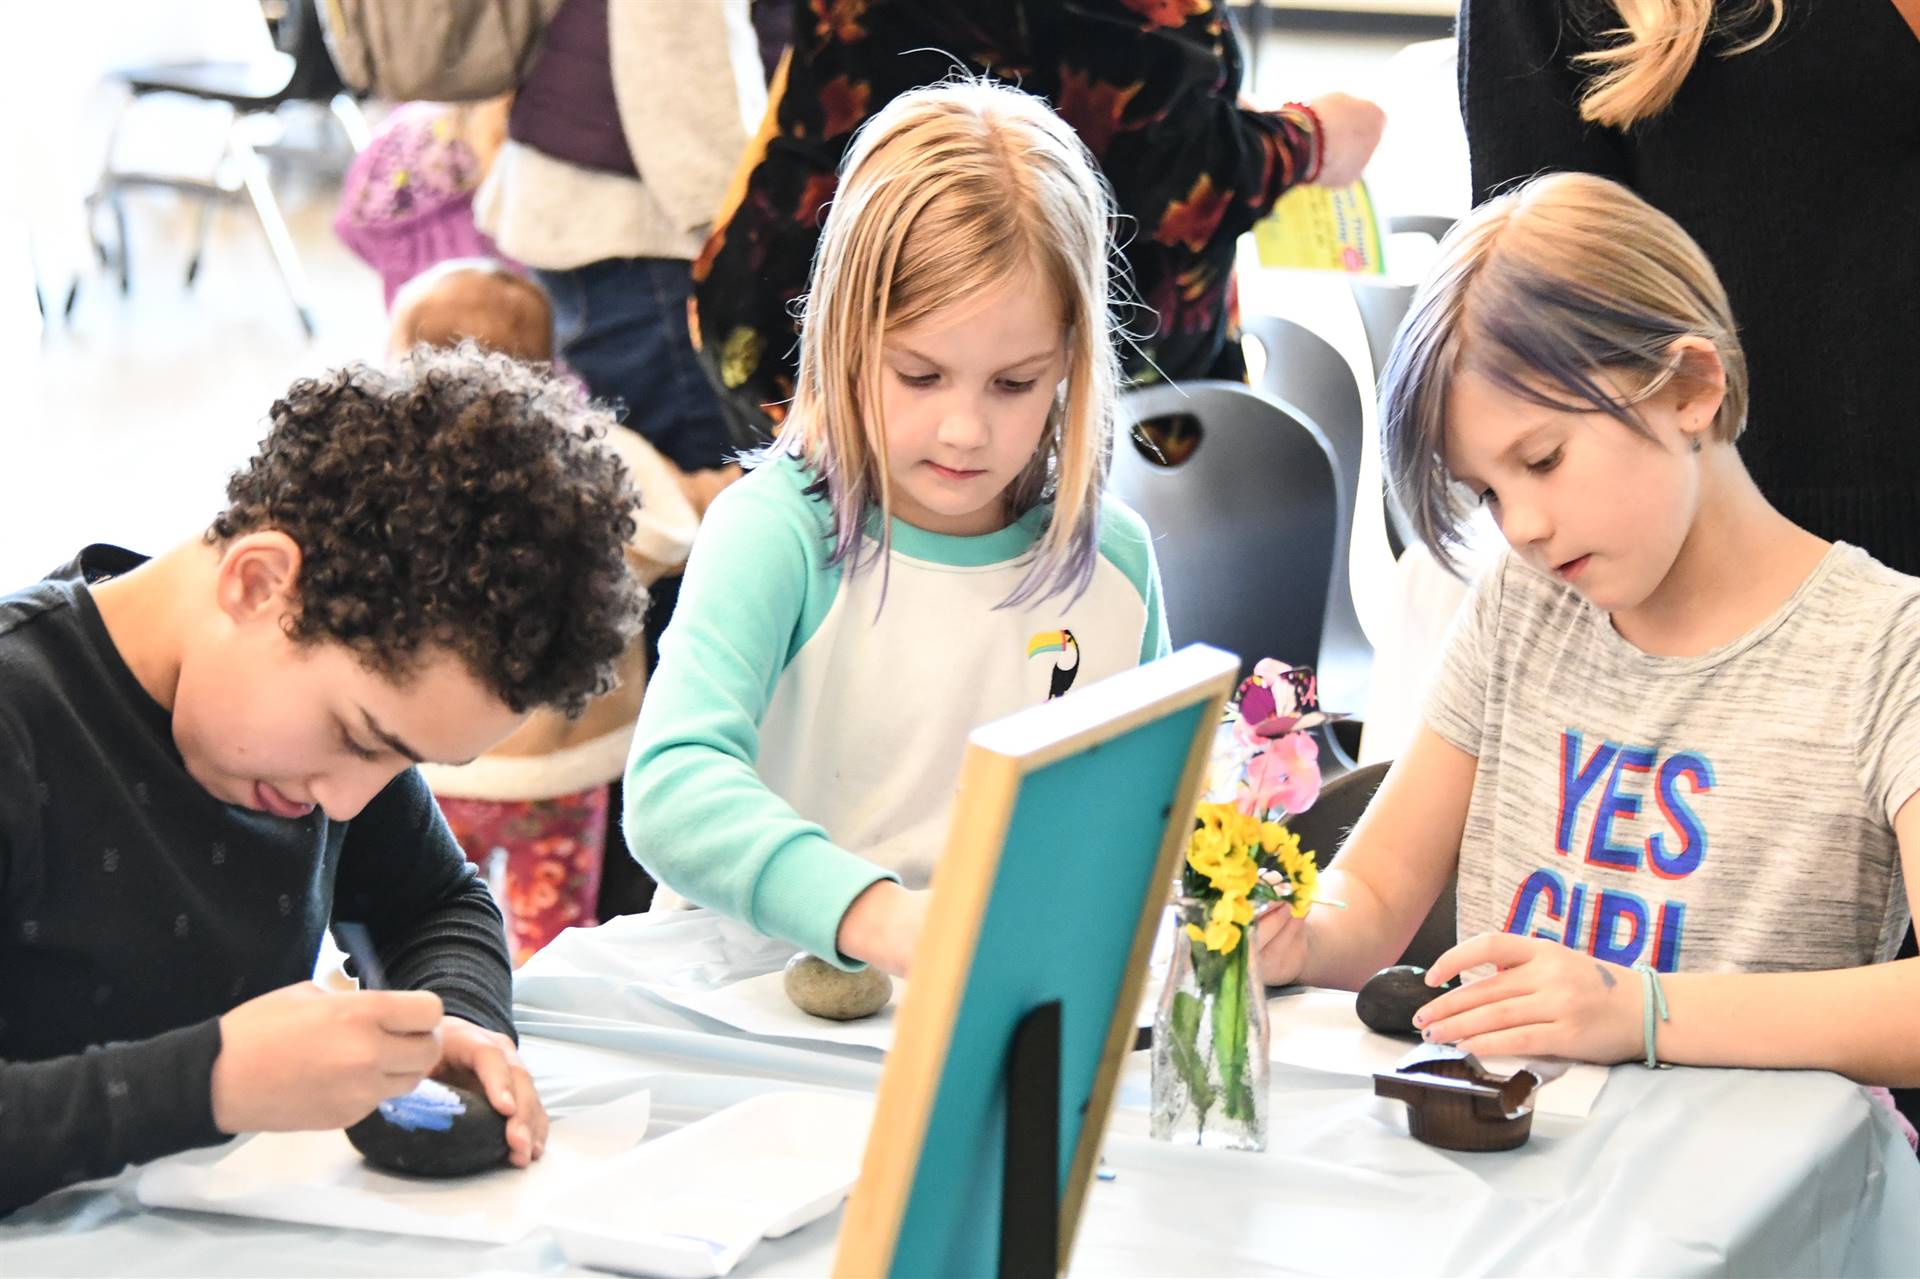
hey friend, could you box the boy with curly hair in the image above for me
[0,346,644,1215]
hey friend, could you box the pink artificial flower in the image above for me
[1237,730,1322,817]
[1234,659,1338,739]
[1236,671,1279,729]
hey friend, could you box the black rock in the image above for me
[1356,965,1459,1038]
[345,1082,509,1178]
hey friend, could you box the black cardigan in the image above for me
[1461,0,1920,572]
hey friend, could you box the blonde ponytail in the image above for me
[1575,0,1783,129]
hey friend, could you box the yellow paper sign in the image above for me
[1252,179,1386,275]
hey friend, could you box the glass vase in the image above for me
[1149,900,1271,1151]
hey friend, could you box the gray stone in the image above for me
[782,953,891,1021]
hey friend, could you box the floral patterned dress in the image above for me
[692,0,1314,437]
[437,788,607,967]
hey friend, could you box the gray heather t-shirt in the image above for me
[1426,544,1920,973]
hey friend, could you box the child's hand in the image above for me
[210,982,444,1134]
[1412,933,1641,1063]
[1253,902,1309,987]
[835,880,929,978]
[433,1015,548,1167]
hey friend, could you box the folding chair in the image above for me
[1112,380,1352,769]
[85,0,366,336]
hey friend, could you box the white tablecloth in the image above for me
[6,911,1917,1276]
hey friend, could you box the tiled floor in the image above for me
[9,14,1465,599]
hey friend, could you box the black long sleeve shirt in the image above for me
[1461,0,1920,572]
[0,546,515,1215]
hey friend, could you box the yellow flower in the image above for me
[1261,821,1301,857]
[1188,820,1229,867]
[1206,848,1258,898]
[1196,802,1235,833]
[1285,855,1320,918]
[1219,894,1254,927]
[1186,907,1243,955]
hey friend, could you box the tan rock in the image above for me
[783,953,891,1021]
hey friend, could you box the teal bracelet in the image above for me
[1633,962,1671,1070]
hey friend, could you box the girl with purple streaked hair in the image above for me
[1258,174,1920,1149]
[623,79,1169,979]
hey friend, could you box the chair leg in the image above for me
[234,138,315,337]
[86,92,134,294]
[329,92,371,152]
[82,189,132,294]
[108,192,130,294]
[184,196,217,287]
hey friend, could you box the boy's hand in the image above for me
[835,880,928,978]
[433,1016,548,1166]
[1253,902,1309,987]
[210,982,444,1134]
[1412,933,1641,1063]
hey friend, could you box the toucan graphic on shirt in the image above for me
[1027,629,1081,700]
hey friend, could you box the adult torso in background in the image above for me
[692,0,1300,439]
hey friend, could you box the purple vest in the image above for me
[507,0,637,178]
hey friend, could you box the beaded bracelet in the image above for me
[1283,100,1324,184]
[1632,962,1672,1070]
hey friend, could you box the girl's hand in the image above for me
[1305,92,1386,189]
[835,880,928,978]
[1253,902,1309,987]
[1413,932,1643,1063]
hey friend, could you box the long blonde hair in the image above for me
[1576,0,1784,128]
[1380,173,1748,571]
[777,78,1122,607]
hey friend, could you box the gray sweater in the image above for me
[475,0,765,267]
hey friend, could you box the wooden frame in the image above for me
[832,645,1239,1277]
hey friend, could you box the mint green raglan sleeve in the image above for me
[622,473,895,966]
[1100,497,1172,663]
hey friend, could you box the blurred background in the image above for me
[5,0,1463,589]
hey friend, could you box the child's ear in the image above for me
[1664,336,1727,438]
[214,531,304,628]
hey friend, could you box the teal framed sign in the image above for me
[834,645,1238,1277]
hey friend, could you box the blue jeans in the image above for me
[535,258,734,472]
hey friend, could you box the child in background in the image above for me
[335,98,513,308]
[1257,174,1920,1135]
[0,347,644,1214]
[387,261,699,963]
[387,258,555,363]
[625,80,1170,978]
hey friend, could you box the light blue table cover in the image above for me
[5,909,1916,1276]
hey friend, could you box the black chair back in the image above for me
[1113,381,1339,685]
[1237,315,1371,717]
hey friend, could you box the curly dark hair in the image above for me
[209,345,644,716]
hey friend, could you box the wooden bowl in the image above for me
[1373,1046,1537,1152]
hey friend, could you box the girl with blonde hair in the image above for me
[1461,0,1920,579]
[625,80,1168,976]
[1258,173,1920,1138]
